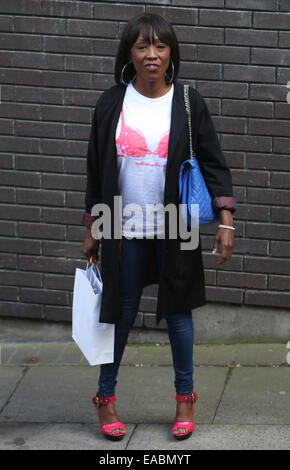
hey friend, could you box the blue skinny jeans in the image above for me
[97,237,194,396]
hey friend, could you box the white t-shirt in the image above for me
[116,81,174,238]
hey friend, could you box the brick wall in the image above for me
[0,0,289,327]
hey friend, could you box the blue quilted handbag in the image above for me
[179,85,218,227]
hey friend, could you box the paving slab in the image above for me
[1,342,288,366]
[214,367,290,425]
[127,424,290,450]
[0,422,134,450]
[0,365,227,424]
[0,367,25,410]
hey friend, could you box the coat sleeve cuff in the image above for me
[212,197,237,213]
[82,212,98,229]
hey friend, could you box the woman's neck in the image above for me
[131,77,172,99]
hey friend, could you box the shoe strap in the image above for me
[92,395,116,407]
[176,392,198,402]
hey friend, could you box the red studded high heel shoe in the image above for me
[172,392,198,440]
[92,394,126,441]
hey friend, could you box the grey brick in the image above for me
[270,241,290,257]
[146,6,197,25]
[5,86,64,105]
[15,155,64,173]
[179,44,198,61]
[15,16,66,35]
[179,62,221,80]
[14,52,64,70]
[0,237,41,255]
[233,204,269,221]
[222,135,272,152]
[0,205,41,222]
[18,223,65,241]
[91,74,115,91]
[271,207,290,223]
[245,291,290,309]
[222,100,273,118]
[203,253,243,271]
[213,116,246,134]
[273,137,290,154]
[0,154,14,169]
[244,257,290,275]
[21,288,68,305]
[41,139,86,157]
[42,174,85,191]
[247,153,290,171]
[234,238,269,256]
[204,269,216,285]
[18,255,83,274]
[226,0,278,10]
[41,71,90,89]
[172,0,223,6]
[174,26,224,44]
[41,0,93,18]
[249,119,290,137]
[67,226,87,242]
[42,105,90,124]
[0,270,42,288]
[67,19,118,38]
[250,84,286,101]
[246,222,289,240]
[43,274,74,290]
[200,9,251,27]
[217,271,267,289]
[44,36,93,54]
[64,124,90,141]
[0,16,14,31]
[44,305,74,322]
[16,189,64,207]
[0,103,41,120]
[254,12,290,29]
[269,275,290,290]
[0,51,13,66]
[224,64,275,83]
[271,172,290,189]
[0,33,42,51]
[277,68,290,85]
[0,301,43,319]
[0,286,18,301]
[0,253,17,269]
[197,81,248,98]
[66,192,85,209]
[0,187,15,203]
[0,0,41,14]
[93,38,119,56]
[279,32,290,47]
[226,28,278,47]
[95,3,144,21]
[0,119,13,135]
[15,121,63,139]
[65,56,114,74]
[0,68,41,86]
[252,48,290,66]
[224,151,245,168]
[42,208,82,225]
[0,170,40,188]
[42,241,82,258]
[206,286,243,303]
[198,45,250,64]
[64,158,86,175]
[0,221,16,236]
[280,0,290,10]
[65,90,100,107]
[248,188,290,206]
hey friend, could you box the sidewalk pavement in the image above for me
[0,341,289,450]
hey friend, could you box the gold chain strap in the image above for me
[184,84,194,161]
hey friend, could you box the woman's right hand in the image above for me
[81,228,100,262]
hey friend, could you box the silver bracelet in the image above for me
[218,224,235,231]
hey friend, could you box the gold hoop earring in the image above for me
[120,63,136,86]
[165,60,174,84]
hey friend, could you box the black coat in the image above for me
[83,81,236,326]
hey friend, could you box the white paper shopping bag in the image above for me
[72,261,115,365]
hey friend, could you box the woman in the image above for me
[81,13,237,442]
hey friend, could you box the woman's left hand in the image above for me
[212,228,235,265]
[211,209,235,265]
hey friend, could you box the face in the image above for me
[129,31,171,84]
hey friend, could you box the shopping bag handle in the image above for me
[87,256,102,283]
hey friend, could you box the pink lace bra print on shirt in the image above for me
[116,108,169,168]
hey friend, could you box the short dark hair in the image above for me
[115,13,180,86]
